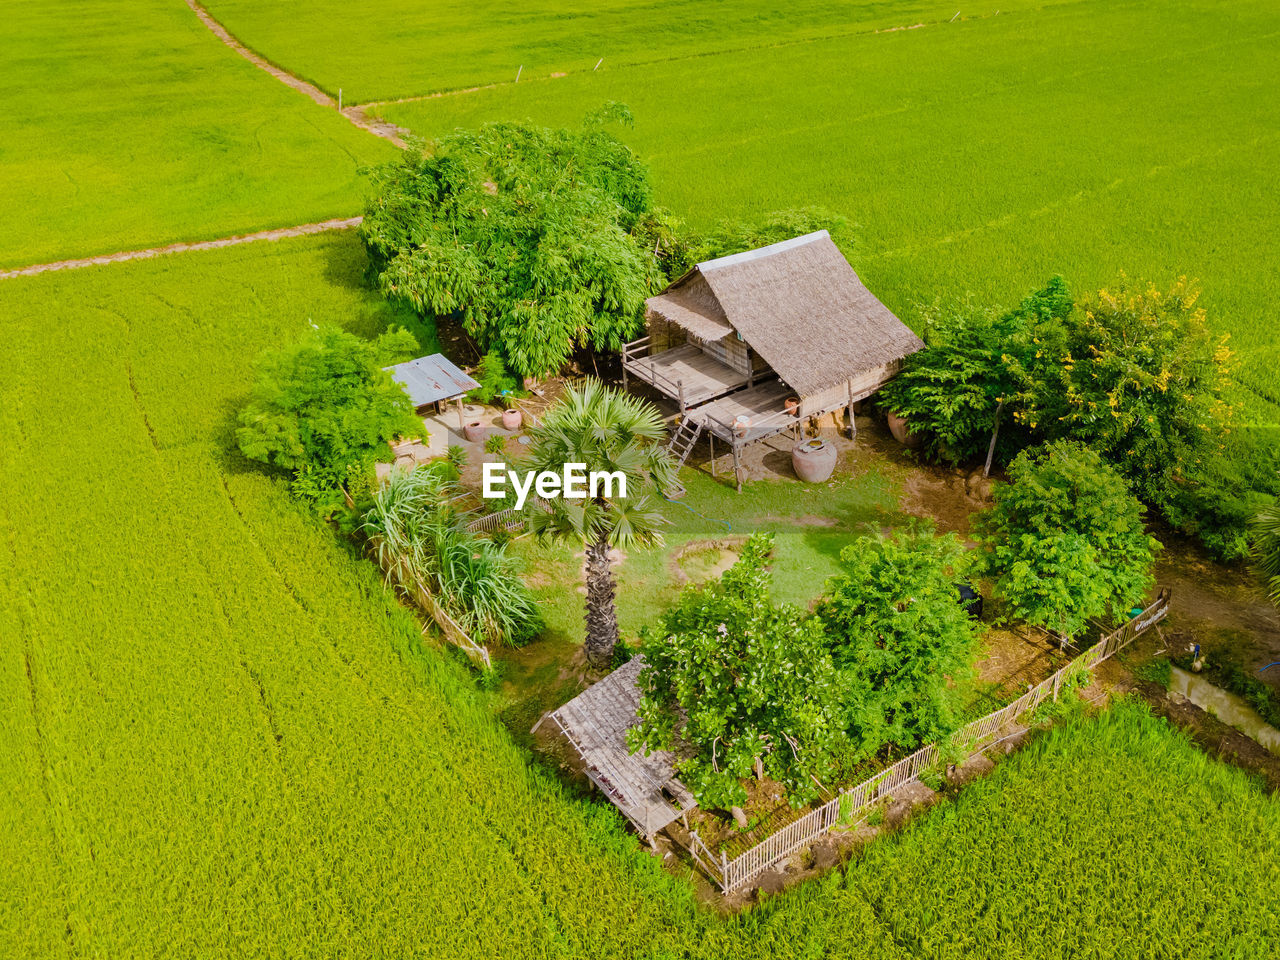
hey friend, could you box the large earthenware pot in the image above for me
[784,396,800,417]
[464,420,488,443]
[501,408,523,431]
[886,411,922,449]
[792,438,838,482]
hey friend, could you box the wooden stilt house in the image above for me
[622,230,924,488]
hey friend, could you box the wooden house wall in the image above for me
[797,360,901,419]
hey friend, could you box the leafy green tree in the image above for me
[974,441,1160,640]
[236,325,421,509]
[631,534,846,809]
[1253,499,1280,606]
[524,380,675,668]
[815,528,981,753]
[1008,277,1233,517]
[879,278,1071,465]
[361,105,671,379]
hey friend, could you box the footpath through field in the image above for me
[0,218,362,280]
[183,0,408,147]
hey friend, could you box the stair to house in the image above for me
[662,418,703,498]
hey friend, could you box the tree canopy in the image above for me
[815,528,981,754]
[631,534,845,809]
[361,105,677,379]
[974,441,1160,639]
[236,325,421,509]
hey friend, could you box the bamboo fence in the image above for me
[690,588,1171,893]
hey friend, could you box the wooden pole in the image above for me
[709,432,716,477]
[983,399,1005,477]
[847,380,857,440]
[621,344,628,390]
[678,379,686,415]
[732,442,743,493]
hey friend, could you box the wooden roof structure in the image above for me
[645,230,923,398]
[548,656,695,838]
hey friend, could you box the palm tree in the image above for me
[525,379,676,668]
[1253,499,1280,606]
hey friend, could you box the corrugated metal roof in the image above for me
[384,354,480,407]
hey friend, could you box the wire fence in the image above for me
[691,588,1172,892]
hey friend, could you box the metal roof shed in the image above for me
[384,354,479,409]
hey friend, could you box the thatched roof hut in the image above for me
[645,231,923,401]
[627,229,921,427]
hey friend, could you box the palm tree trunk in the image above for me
[583,533,619,669]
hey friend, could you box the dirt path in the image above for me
[0,217,362,280]
[183,0,408,147]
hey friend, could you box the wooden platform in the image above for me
[549,657,695,837]
[688,379,798,444]
[623,343,750,409]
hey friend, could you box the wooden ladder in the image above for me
[663,418,702,498]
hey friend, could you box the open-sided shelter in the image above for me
[384,353,479,426]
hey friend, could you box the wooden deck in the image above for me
[688,379,798,444]
[622,343,750,409]
[549,657,695,837]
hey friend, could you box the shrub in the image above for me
[815,528,982,753]
[360,465,541,646]
[236,325,422,511]
[631,534,846,809]
[1254,493,1280,605]
[467,351,520,406]
[974,441,1160,640]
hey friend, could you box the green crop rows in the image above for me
[380,0,1280,422]
[199,0,1065,103]
[2,234,1277,957]
[0,0,394,269]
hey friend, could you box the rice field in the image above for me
[379,0,1280,422]
[198,0,1062,103]
[2,233,1277,957]
[5,0,1279,954]
[0,0,395,269]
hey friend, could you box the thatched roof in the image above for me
[549,656,694,837]
[646,231,924,397]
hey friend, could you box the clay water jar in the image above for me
[792,438,837,482]
[886,411,922,449]
[784,396,800,417]
[464,420,488,443]
[501,408,523,431]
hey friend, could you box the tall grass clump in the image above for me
[360,465,541,645]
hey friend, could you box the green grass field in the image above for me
[199,0,1062,103]
[0,0,395,269]
[379,0,1280,421]
[3,236,1277,957]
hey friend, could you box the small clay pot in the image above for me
[733,415,751,437]
[501,408,523,431]
[464,420,488,443]
[886,411,922,449]
[792,438,837,482]
[784,396,800,417]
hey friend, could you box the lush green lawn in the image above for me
[199,0,1059,103]
[0,0,395,269]
[3,235,1277,957]
[380,0,1280,422]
